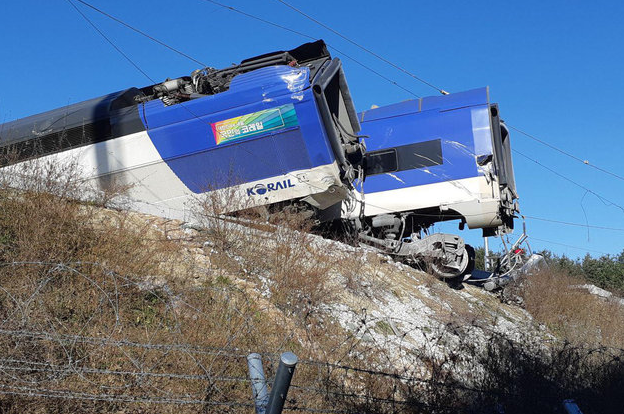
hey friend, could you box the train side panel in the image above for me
[355,87,517,234]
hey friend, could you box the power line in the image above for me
[65,0,156,83]
[508,125,624,182]
[65,0,624,249]
[524,215,624,232]
[74,0,207,67]
[199,0,420,98]
[270,0,624,188]
[528,236,612,256]
[513,148,624,214]
[273,0,447,95]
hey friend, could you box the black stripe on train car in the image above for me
[364,139,443,177]
[0,89,145,166]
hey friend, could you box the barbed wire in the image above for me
[0,328,249,358]
[0,261,620,411]
[0,383,253,406]
[2,260,622,360]
[1,181,623,412]
[0,358,249,383]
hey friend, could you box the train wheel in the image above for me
[429,244,475,280]
[464,244,476,275]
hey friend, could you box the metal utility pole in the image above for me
[266,352,298,414]
[484,236,490,271]
[247,353,269,414]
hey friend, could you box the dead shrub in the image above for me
[512,268,624,348]
[194,183,342,317]
[8,156,622,413]
[0,158,394,413]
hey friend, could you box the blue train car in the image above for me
[0,40,364,221]
[349,88,518,278]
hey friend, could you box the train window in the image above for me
[396,139,443,171]
[366,149,398,176]
[365,139,443,178]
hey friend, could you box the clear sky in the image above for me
[1,0,622,258]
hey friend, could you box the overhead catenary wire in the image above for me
[271,0,624,187]
[508,124,624,183]
[202,0,624,196]
[74,0,207,67]
[64,0,300,187]
[273,0,447,95]
[74,0,624,193]
[65,0,156,84]
[501,231,612,256]
[75,0,623,206]
[199,0,421,98]
[63,0,420,219]
[527,235,612,256]
[65,0,622,254]
[78,0,412,98]
[513,148,624,214]
[523,215,624,232]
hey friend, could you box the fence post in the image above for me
[247,353,269,414]
[266,352,298,414]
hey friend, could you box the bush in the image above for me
[1,157,622,413]
[537,249,624,294]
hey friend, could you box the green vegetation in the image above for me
[543,249,624,293]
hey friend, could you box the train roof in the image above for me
[0,40,331,149]
[0,88,142,148]
[358,87,490,123]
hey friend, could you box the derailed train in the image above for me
[0,40,365,221]
[348,87,519,278]
[0,40,519,280]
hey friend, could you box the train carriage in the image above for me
[349,87,519,278]
[0,40,365,221]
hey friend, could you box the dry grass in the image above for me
[1,157,623,413]
[512,268,624,348]
[0,157,406,413]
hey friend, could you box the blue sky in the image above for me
[1,0,622,258]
